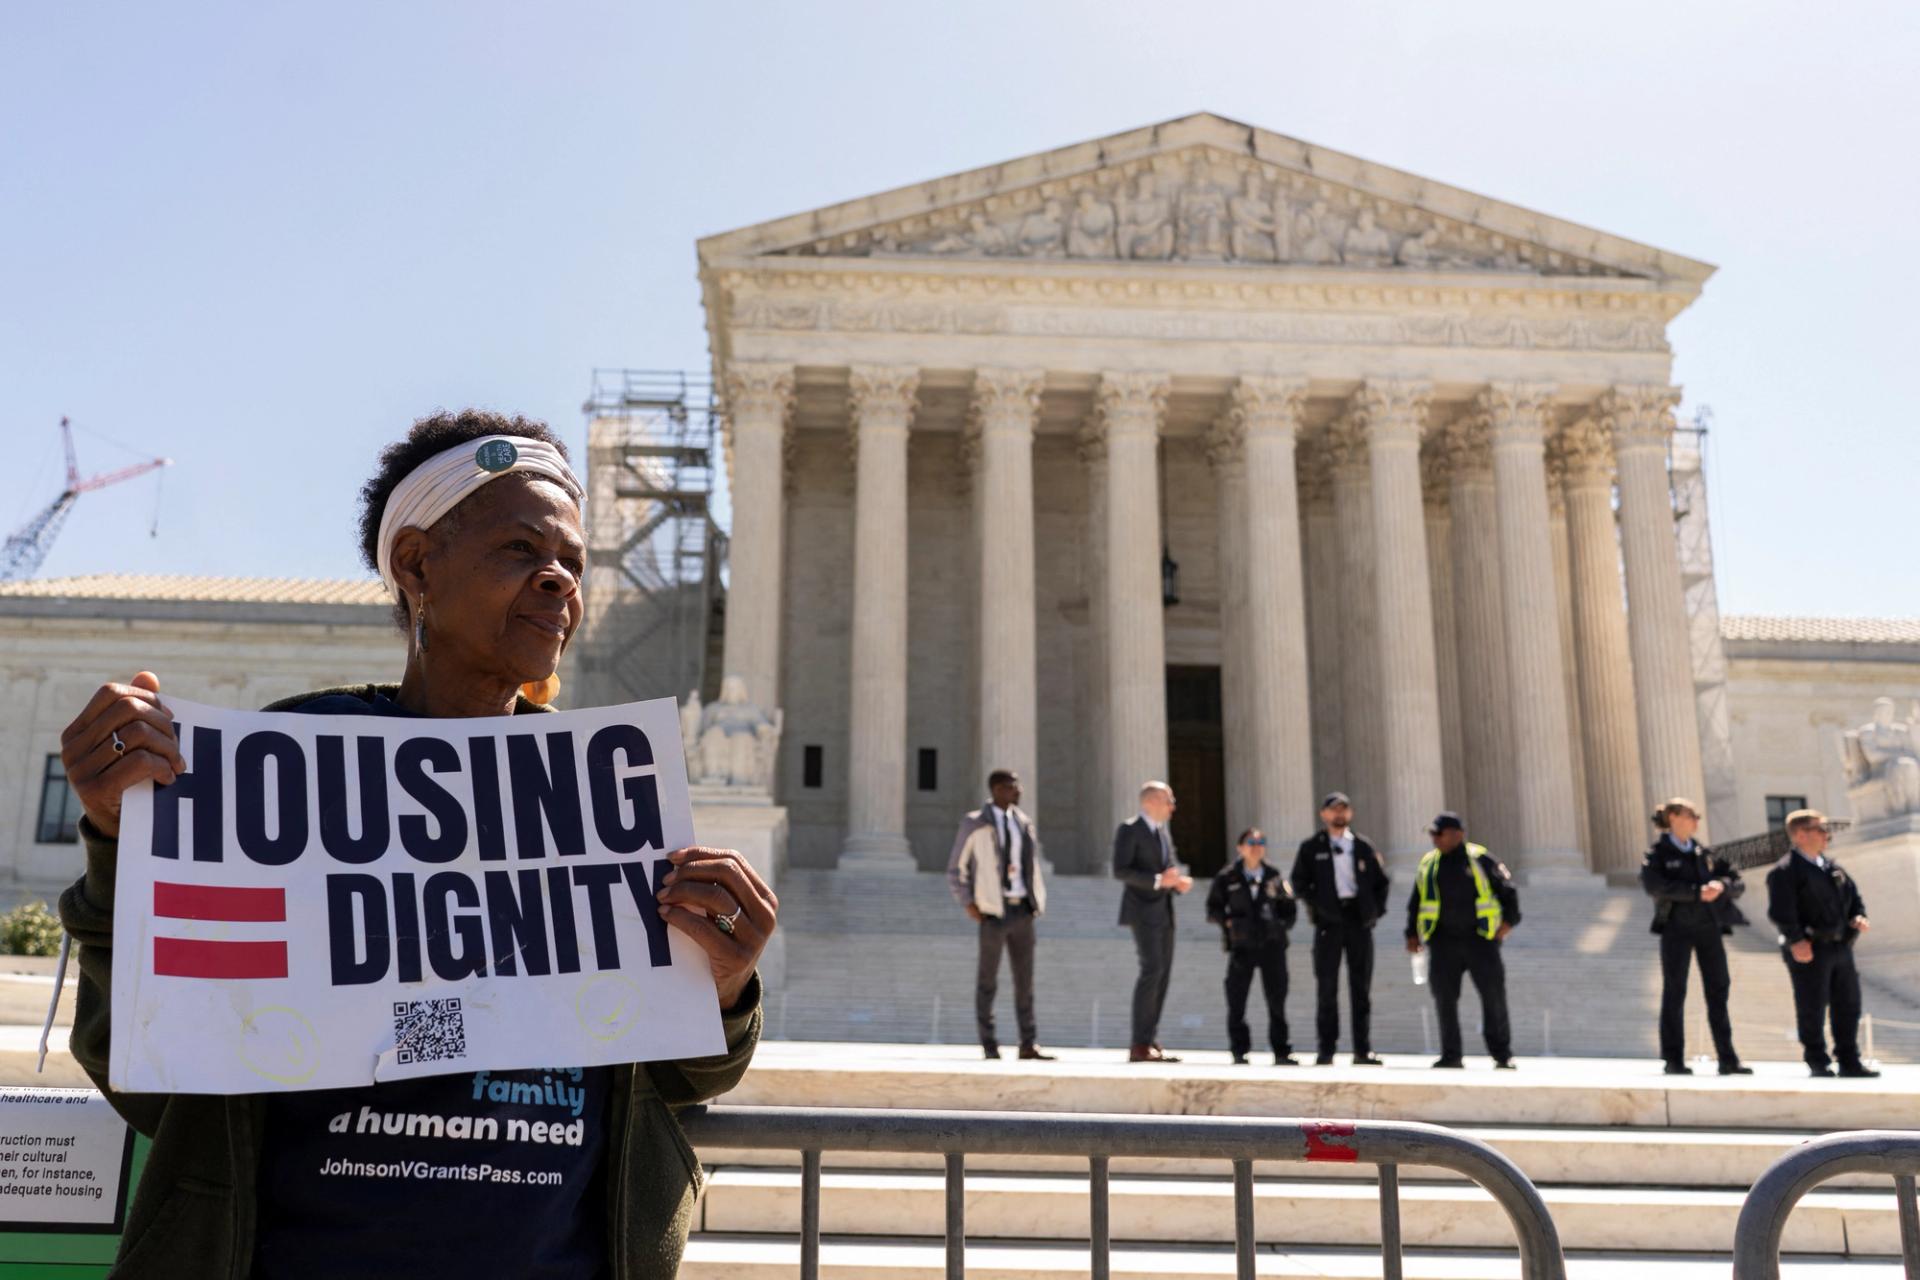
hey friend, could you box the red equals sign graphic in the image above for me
[152,882,289,980]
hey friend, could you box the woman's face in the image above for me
[418,475,586,682]
[1668,809,1700,841]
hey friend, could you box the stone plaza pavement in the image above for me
[687,1041,1920,1277]
[767,864,1920,1064]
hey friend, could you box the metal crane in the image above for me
[1,418,173,582]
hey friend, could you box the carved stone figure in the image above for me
[1227,173,1282,263]
[1177,164,1229,261]
[1017,200,1066,257]
[1293,201,1340,265]
[1066,189,1118,258]
[1396,225,1445,267]
[1343,208,1394,267]
[689,675,784,789]
[1119,172,1174,260]
[1840,696,1920,828]
[928,212,1009,256]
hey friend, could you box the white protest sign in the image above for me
[110,696,724,1094]
[0,1088,133,1229]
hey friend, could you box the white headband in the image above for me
[375,434,585,599]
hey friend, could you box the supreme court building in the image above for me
[696,112,1716,881]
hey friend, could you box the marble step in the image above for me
[680,1236,1907,1279]
[699,1121,1880,1189]
[697,1168,1901,1254]
[718,1043,1920,1132]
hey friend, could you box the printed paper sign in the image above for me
[110,697,723,1094]
[0,1088,134,1229]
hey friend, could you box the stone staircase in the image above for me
[684,1042,1920,1277]
[764,865,1920,1063]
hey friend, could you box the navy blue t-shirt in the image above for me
[251,690,611,1279]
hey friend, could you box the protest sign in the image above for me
[109,697,724,1094]
[0,1088,135,1233]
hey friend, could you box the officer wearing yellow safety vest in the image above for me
[1403,812,1521,1069]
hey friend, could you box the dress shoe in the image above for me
[1129,1044,1179,1063]
[1352,1054,1385,1066]
[1432,1057,1465,1070]
[1274,1053,1298,1066]
[1314,1053,1336,1066]
[1809,1065,1835,1078]
[1663,1062,1693,1076]
[1231,1053,1249,1065]
[1839,1063,1881,1079]
[1019,1045,1057,1061]
[1493,1059,1517,1071]
[982,1045,1001,1060]
[1718,1061,1753,1076]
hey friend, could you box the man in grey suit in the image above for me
[1113,780,1193,1062]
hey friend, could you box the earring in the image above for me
[414,594,429,654]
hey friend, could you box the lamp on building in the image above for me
[1161,543,1180,607]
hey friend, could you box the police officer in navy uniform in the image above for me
[1206,828,1299,1065]
[1403,812,1520,1069]
[1640,797,1751,1076]
[1767,808,1879,1079]
[1290,792,1391,1065]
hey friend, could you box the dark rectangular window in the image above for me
[1765,795,1807,831]
[37,754,82,844]
[917,748,938,792]
[802,745,824,789]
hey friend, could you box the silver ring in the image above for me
[110,730,126,755]
[714,906,743,937]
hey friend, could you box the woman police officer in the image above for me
[55,410,776,1279]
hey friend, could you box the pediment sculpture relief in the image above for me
[780,153,1622,277]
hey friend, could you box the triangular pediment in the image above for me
[699,113,1712,285]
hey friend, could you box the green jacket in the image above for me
[56,684,762,1279]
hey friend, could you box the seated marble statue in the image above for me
[1343,209,1394,267]
[687,676,783,789]
[1017,201,1066,257]
[1066,190,1118,258]
[1120,173,1174,260]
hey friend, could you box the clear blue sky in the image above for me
[4,0,1915,617]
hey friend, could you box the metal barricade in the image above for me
[1734,1130,1920,1279]
[679,1104,1566,1280]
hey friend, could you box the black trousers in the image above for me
[1658,923,1737,1064]
[1224,942,1290,1058]
[1312,903,1374,1055]
[976,902,1037,1049]
[1128,902,1176,1046]
[1784,940,1863,1070]
[1427,935,1511,1062]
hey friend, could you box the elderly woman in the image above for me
[55,411,775,1279]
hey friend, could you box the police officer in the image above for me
[1767,809,1879,1079]
[1290,792,1391,1066]
[1206,828,1298,1065]
[1640,797,1750,1076]
[1403,812,1519,1069]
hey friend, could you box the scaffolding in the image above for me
[574,370,725,709]
[1672,407,1740,839]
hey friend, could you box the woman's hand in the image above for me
[655,846,778,1011]
[59,672,187,840]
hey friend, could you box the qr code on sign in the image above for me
[393,998,467,1066]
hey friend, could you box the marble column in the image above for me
[719,362,795,712]
[1604,384,1708,819]
[1480,383,1581,873]
[1441,414,1515,858]
[969,368,1045,817]
[1091,373,1172,821]
[1422,444,1467,808]
[1547,454,1593,864]
[1207,410,1255,837]
[1353,379,1445,860]
[1299,444,1346,805]
[1324,417,1381,825]
[841,365,920,870]
[1556,415,1648,877]
[1233,377,1316,840]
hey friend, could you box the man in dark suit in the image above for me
[1289,791,1391,1065]
[946,769,1053,1061]
[1767,809,1879,1079]
[1113,780,1192,1062]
